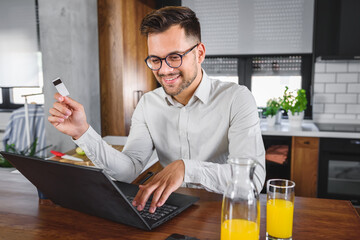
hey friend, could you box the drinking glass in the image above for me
[266,179,295,240]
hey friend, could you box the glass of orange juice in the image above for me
[266,179,295,240]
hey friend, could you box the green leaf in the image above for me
[280,86,307,113]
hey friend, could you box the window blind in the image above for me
[0,0,41,87]
[202,57,238,76]
[252,55,302,76]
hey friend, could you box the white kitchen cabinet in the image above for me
[183,0,314,55]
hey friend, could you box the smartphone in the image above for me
[52,78,70,96]
[165,233,199,240]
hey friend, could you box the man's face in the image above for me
[147,25,201,97]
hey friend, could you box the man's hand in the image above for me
[48,93,89,139]
[132,160,185,213]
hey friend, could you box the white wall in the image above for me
[39,0,101,153]
[0,112,12,151]
[313,61,360,123]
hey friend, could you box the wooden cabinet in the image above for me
[291,136,319,198]
[98,0,157,136]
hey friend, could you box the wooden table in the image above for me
[0,167,359,240]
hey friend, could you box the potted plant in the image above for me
[0,138,51,167]
[263,98,281,127]
[281,86,307,127]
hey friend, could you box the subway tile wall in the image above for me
[313,61,360,123]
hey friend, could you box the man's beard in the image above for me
[158,65,198,97]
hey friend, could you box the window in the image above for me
[203,54,313,119]
[251,75,302,107]
[250,56,303,108]
[0,0,43,110]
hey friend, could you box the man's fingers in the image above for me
[132,186,144,208]
[48,115,64,125]
[49,107,68,119]
[131,161,184,213]
[133,183,158,211]
[149,185,166,213]
[157,186,174,207]
[52,102,72,117]
[62,96,84,111]
[54,93,64,102]
[53,93,83,112]
[137,184,157,211]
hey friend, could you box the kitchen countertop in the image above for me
[260,119,360,139]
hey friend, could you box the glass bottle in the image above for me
[221,158,260,240]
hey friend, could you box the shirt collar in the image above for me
[163,69,211,106]
[193,69,211,104]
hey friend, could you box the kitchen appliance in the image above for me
[315,0,360,60]
[317,133,360,205]
[315,123,360,133]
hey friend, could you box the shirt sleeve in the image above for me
[73,97,154,183]
[183,87,266,194]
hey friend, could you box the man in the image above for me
[48,6,265,214]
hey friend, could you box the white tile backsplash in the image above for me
[314,73,336,83]
[313,113,335,121]
[325,83,347,93]
[337,73,358,83]
[346,104,360,114]
[315,62,326,73]
[324,104,346,113]
[347,84,360,93]
[313,61,360,123]
[335,94,357,103]
[334,114,357,120]
[348,62,360,72]
[313,93,335,103]
[314,83,325,93]
[326,62,348,72]
[313,103,324,113]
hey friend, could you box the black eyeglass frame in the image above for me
[144,43,199,71]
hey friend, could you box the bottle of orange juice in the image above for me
[221,158,260,240]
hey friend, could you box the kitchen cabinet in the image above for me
[183,0,314,55]
[262,135,292,187]
[291,136,319,198]
[98,0,157,136]
[263,135,319,197]
[314,0,360,60]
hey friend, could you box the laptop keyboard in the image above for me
[126,196,178,221]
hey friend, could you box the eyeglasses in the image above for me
[144,43,199,71]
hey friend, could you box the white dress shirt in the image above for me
[73,70,266,193]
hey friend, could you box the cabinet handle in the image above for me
[133,90,144,108]
[304,141,310,145]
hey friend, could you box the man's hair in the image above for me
[140,6,201,42]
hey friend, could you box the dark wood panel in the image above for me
[98,0,156,137]
[291,136,320,197]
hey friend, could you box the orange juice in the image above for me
[267,198,294,238]
[221,219,259,240]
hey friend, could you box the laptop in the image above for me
[1,152,199,230]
